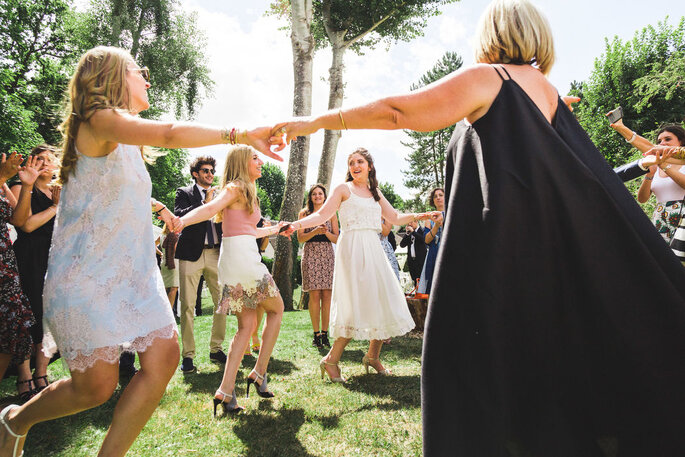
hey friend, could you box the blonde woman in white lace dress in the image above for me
[0,46,285,457]
[285,148,438,382]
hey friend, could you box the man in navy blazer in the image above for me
[400,220,428,285]
[175,156,226,373]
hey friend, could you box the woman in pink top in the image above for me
[177,145,288,415]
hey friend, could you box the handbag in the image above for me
[668,200,685,263]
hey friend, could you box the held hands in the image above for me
[245,126,287,162]
[270,118,318,147]
[170,215,185,233]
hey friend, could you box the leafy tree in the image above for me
[311,0,459,189]
[146,148,191,211]
[570,17,685,168]
[401,51,463,198]
[257,162,286,220]
[0,0,80,149]
[76,0,213,120]
[379,181,404,211]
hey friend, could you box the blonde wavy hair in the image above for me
[473,0,555,75]
[215,145,260,223]
[58,46,138,184]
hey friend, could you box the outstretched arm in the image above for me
[608,118,654,154]
[177,184,240,230]
[289,184,347,232]
[378,190,433,226]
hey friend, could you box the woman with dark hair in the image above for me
[0,152,40,406]
[273,1,685,454]
[284,148,434,381]
[297,184,338,348]
[10,145,60,398]
[418,188,444,294]
[610,121,685,242]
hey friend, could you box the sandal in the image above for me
[0,404,25,457]
[32,375,49,394]
[15,380,34,404]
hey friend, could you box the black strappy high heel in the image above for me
[15,379,34,403]
[212,389,243,416]
[246,370,274,398]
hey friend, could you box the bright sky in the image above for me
[178,0,683,200]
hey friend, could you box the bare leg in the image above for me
[2,359,120,457]
[308,290,321,333]
[252,295,284,378]
[217,310,256,395]
[32,345,51,390]
[252,306,264,348]
[320,289,332,332]
[321,337,352,379]
[97,336,179,457]
[15,360,33,397]
[166,287,178,309]
[365,339,388,372]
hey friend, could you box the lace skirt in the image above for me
[217,235,279,314]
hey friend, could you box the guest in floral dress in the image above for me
[298,184,338,348]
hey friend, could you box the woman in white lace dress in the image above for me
[0,46,285,457]
[176,146,288,415]
[286,148,437,382]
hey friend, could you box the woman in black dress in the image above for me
[11,145,60,396]
[0,153,41,403]
[274,0,685,455]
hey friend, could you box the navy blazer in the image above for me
[174,184,223,262]
[614,159,648,182]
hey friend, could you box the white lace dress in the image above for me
[42,144,177,372]
[330,186,415,340]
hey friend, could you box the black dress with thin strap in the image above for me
[422,66,685,456]
[13,187,55,343]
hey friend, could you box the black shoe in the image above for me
[180,357,196,373]
[312,332,323,348]
[209,350,227,364]
[119,352,138,377]
[320,331,331,348]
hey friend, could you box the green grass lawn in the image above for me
[0,295,423,456]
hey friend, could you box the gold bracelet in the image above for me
[338,109,347,130]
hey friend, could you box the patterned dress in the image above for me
[301,220,335,291]
[379,232,400,281]
[0,193,34,364]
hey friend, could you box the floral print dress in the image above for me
[0,193,34,364]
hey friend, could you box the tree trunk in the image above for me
[316,32,346,190]
[272,0,314,310]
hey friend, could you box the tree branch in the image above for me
[343,2,406,49]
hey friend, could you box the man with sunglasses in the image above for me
[174,156,227,373]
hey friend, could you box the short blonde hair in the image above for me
[473,0,555,75]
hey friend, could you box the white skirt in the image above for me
[217,235,279,314]
[330,229,415,340]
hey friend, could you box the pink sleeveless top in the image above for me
[222,207,261,237]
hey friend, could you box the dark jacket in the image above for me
[614,159,648,182]
[400,226,427,264]
[174,184,223,261]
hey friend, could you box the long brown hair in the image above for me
[58,46,136,184]
[215,145,259,222]
[302,184,327,216]
[345,148,380,202]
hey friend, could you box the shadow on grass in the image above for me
[345,374,421,409]
[230,403,316,457]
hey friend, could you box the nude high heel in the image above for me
[362,354,392,375]
[319,358,346,383]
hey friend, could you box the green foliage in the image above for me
[570,17,685,167]
[76,0,214,120]
[379,181,404,211]
[311,0,459,53]
[256,186,273,220]
[401,51,463,199]
[146,148,191,210]
[257,162,286,219]
[0,0,80,150]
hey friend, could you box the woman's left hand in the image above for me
[562,96,581,112]
[271,118,319,146]
[245,126,287,162]
[51,185,62,206]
